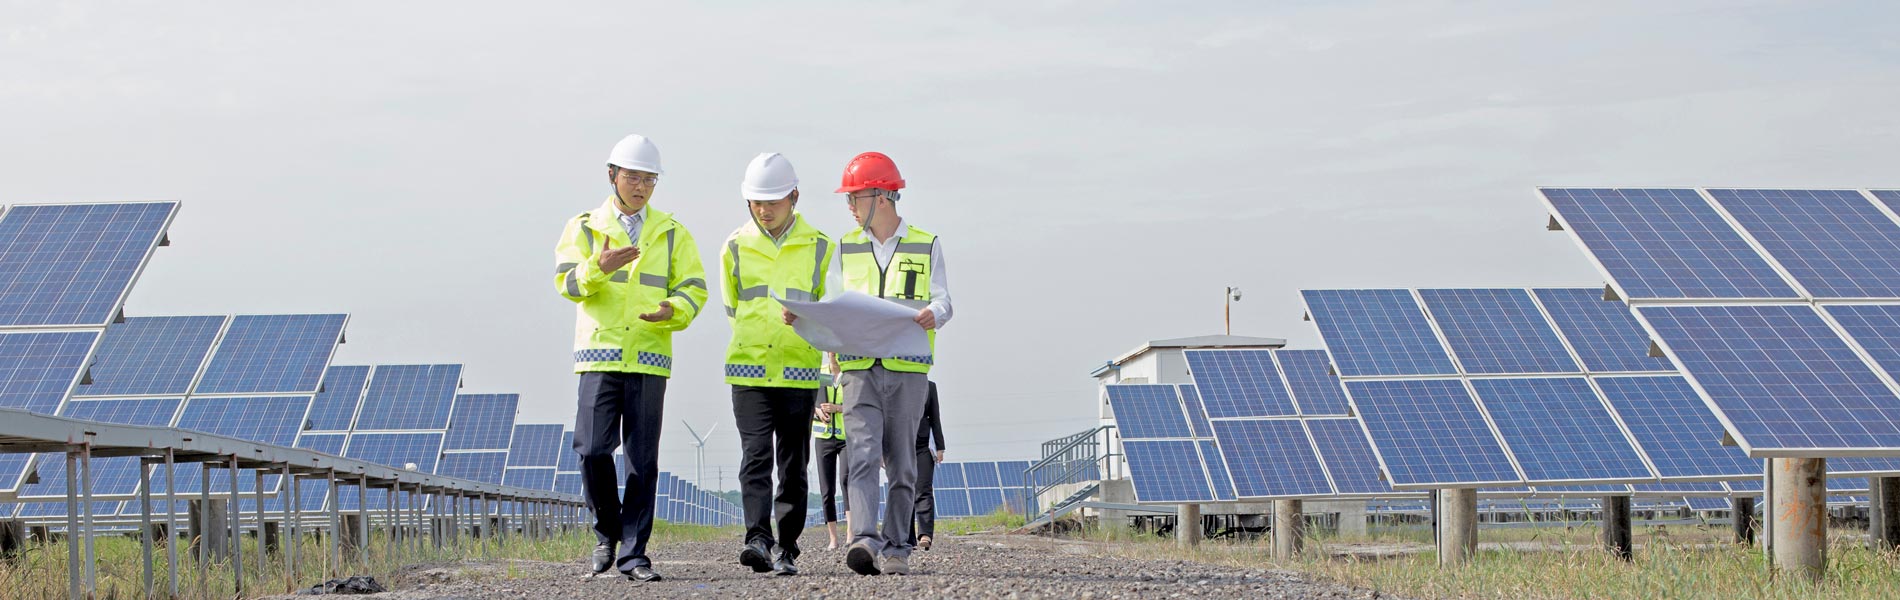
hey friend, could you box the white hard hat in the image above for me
[741,152,798,201]
[608,134,664,174]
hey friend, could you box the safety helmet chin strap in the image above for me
[749,192,798,247]
[860,189,898,237]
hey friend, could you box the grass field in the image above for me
[0,521,730,600]
[1071,520,1900,600]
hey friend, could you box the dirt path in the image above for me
[272,534,1393,599]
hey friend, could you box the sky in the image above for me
[4,1,1898,489]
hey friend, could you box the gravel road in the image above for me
[271,534,1396,599]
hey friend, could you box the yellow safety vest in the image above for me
[811,384,845,439]
[720,214,832,388]
[554,198,709,377]
[837,224,936,374]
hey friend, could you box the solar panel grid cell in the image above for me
[1639,304,1900,452]
[306,366,370,432]
[354,365,461,431]
[1305,418,1393,495]
[1105,385,1191,440]
[73,316,224,397]
[1197,439,1239,500]
[1208,420,1330,498]
[1302,289,1457,377]
[1469,377,1654,482]
[1593,375,1757,478]
[1175,385,1212,437]
[1708,189,1900,299]
[192,314,345,394]
[1121,440,1215,502]
[0,331,98,414]
[1182,350,1296,418]
[1345,379,1520,487]
[1275,349,1352,415]
[444,394,518,451]
[0,202,176,327]
[557,431,579,472]
[1540,188,1798,300]
[508,424,564,468]
[1531,288,1674,373]
[1418,289,1580,374]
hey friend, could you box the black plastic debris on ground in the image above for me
[297,575,387,595]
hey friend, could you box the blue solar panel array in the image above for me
[1305,418,1395,495]
[1639,304,1900,452]
[1181,350,1295,418]
[1530,288,1673,373]
[930,460,1041,518]
[507,424,563,468]
[353,364,461,431]
[17,399,184,500]
[444,394,518,451]
[306,366,370,432]
[192,314,346,394]
[73,316,224,397]
[1594,375,1757,479]
[1708,189,1900,299]
[1541,188,1799,300]
[1418,289,1579,374]
[0,331,98,415]
[1468,377,1652,482]
[0,202,177,327]
[1275,349,1353,415]
[1105,385,1192,440]
[1210,420,1331,498]
[1121,440,1216,503]
[1302,289,1457,377]
[1345,379,1520,487]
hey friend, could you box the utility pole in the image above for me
[1225,286,1243,335]
[681,421,718,492]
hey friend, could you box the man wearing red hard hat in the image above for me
[824,152,953,576]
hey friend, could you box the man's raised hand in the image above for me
[597,238,640,274]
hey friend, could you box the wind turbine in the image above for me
[682,420,718,492]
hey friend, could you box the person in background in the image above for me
[911,381,946,550]
[811,355,849,550]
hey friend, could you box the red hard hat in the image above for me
[835,152,905,194]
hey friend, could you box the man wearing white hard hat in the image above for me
[555,134,709,582]
[719,152,834,576]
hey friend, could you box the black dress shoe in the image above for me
[590,543,615,574]
[772,552,798,576]
[627,565,663,582]
[739,541,774,573]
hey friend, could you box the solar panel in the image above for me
[507,424,563,468]
[340,432,445,510]
[967,488,1004,515]
[935,462,966,488]
[504,468,556,491]
[1706,189,1900,299]
[0,330,98,414]
[192,314,346,394]
[159,396,314,496]
[16,399,184,500]
[1530,288,1674,373]
[1175,386,1212,437]
[306,366,369,432]
[1540,188,1798,300]
[73,316,224,397]
[996,460,1030,489]
[1418,289,1580,374]
[1593,375,1756,479]
[1208,420,1330,499]
[1305,418,1393,495]
[1633,481,1726,494]
[353,364,461,431]
[1468,377,1653,482]
[1820,304,1900,383]
[935,488,971,517]
[437,451,508,484]
[1275,349,1352,415]
[1686,497,1731,511]
[1121,440,1216,502]
[1729,479,1764,493]
[555,473,582,495]
[0,202,177,327]
[1831,457,1900,476]
[1344,379,1519,487]
[964,462,1001,488]
[1105,385,1191,439]
[1638,304,1900,453]
[1302,289,1457,377]
[444,394,518,451]
[1183,349,1295,418]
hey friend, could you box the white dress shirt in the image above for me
[617,205,647,242]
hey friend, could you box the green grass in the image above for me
[0,521,736,599]
[1065,521,1900,600]
[936,510,1026,536]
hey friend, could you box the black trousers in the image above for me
[814,436,848,523]
[911,447,937,542]
[732,386,816,557]
[575,371,666,571]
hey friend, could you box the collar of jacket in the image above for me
[589,197,676,246]
[738,211,822,249]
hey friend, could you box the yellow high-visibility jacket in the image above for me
[554,198,708,376]
[836,224,937,374]
[720,214,833,388]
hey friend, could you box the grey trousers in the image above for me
[841,365,929,557]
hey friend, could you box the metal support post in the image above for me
[139,458,155,599]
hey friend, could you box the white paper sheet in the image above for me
[776,290,931,358]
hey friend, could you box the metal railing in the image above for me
[0,407,584,599]
[1022,425,1116,526]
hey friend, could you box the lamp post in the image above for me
[1225,286,1243,335]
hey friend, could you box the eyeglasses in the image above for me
[616,171,660,186]
[846,191,882,202]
